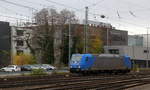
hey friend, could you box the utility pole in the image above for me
[68,16,71,62]
[146,28,149,68]
[107,28,109,46]
[84,6,88,53]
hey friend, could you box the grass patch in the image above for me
[51,70,70,76]
[139,68,150,71]
[30,69,47,75]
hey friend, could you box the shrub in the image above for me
[132,64,139,72]
[13,54,37,65]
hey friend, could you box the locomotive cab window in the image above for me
[85,57,88,61]
[71,55,82,61]
[144,50,149,53]
[109,49,119,54]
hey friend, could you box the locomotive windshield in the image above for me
[71,55,82,61]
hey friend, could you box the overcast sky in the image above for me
[0,0,150,34]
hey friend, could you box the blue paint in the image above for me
[70,54,132,71]
[70,54,95,70]
[123,55,132,69]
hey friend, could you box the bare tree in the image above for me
[33,8,78,67]
[33,8,57,64]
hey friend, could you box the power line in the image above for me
[19,0,54,8]
[115,0,150,13]
[0,14,29,20]
[45,0,83,12]
[82,0,91,4]
[0,0,38,22]
[86,0,106,8]
[45,0,148,34]
[0,5,31,19]
[109,17,147,28]
[0,0,148,30]
[0,0,38,11]
[44,0,148,29]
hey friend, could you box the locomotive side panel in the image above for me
[91,55,126,70]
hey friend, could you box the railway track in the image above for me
[25,75,150,90]
[1,72,150,90]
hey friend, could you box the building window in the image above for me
[17,30,24,36]
[144,50,149,53]
[109,49,119,54]
[16,50,23,55]
[17,40,24,46]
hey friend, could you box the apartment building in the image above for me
[11,26,32,56]
[0,21,11,66]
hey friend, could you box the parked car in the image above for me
[0,65,21,72]
[31,64,42,70]
[21,64,56,71]
[21,65,33,71]
[41,64,56,70]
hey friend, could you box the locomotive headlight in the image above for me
[75,61,77,64]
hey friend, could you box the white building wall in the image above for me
[104,46,150,60]
[123,46,150,60]
[11,26,32,56]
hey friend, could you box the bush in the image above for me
[13,54,37,65]
[31,69,47,75]
[132,64,139,72]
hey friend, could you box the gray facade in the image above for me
[81,20,128,46]
[104,29,128,46]
[0,21,11,66]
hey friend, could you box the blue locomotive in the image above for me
[69,54,132,73]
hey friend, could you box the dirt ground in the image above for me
[126,84,150,90]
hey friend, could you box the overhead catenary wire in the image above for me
[129,11,136,17]
[86,0,106,8]
[44,0,150,29]
[0,0,148,31]
[0,14,29,20]
[116,10,121,19]
[0,0,141,26]
[115,0,150,12]
[44,0,149,34]
[0,0,38,11]
[0,0,39,23]
[0,5,31,19]
[18,0,55,9]
[45,0,83,11]
[85,0,150,22]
